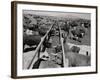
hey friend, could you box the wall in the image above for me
[0,0,99,80]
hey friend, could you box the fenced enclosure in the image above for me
[23,12,91,69]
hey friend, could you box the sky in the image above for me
[23,10,91,20]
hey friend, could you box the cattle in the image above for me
[28,24,39,31]
[70,46,80,53]
[23,33,41,51]
[38,27,48,36]
[71,37,81,43]
[53,45,62,53]
[65,51,90,67]
[32,48,50,69]
[25,29,33,35]
[70,28,85,42]
[71,29,85,38]
[61,22,70,35]
[48,30,55,36]
[61,32,68,43]
[70,21,78,27]
[50,49,62,65]
[41,38,52,52]
[67,42,91,56]
[32,58,44,69]
[40,49,50,61]
[83,22,91,28]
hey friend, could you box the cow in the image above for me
[65,51,90,67]
[52,44,62,53]
[38,27,48,36]
[83,22,91,28]
[70,46,80,53]
[70,28,85,42]
[32,48,50,69]
[48,29,55,36]
[23,33,41,51]
[61,22,70,35]
[40,49,50,61]
[41,38,52,52]
[63,43,90,67]
[25,29,33,35]
[67,42,91,56]
[71,29,85,38]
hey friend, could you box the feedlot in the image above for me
[23,12,91,69]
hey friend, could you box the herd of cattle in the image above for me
[23,21,90,50]
[23,14,91,67]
